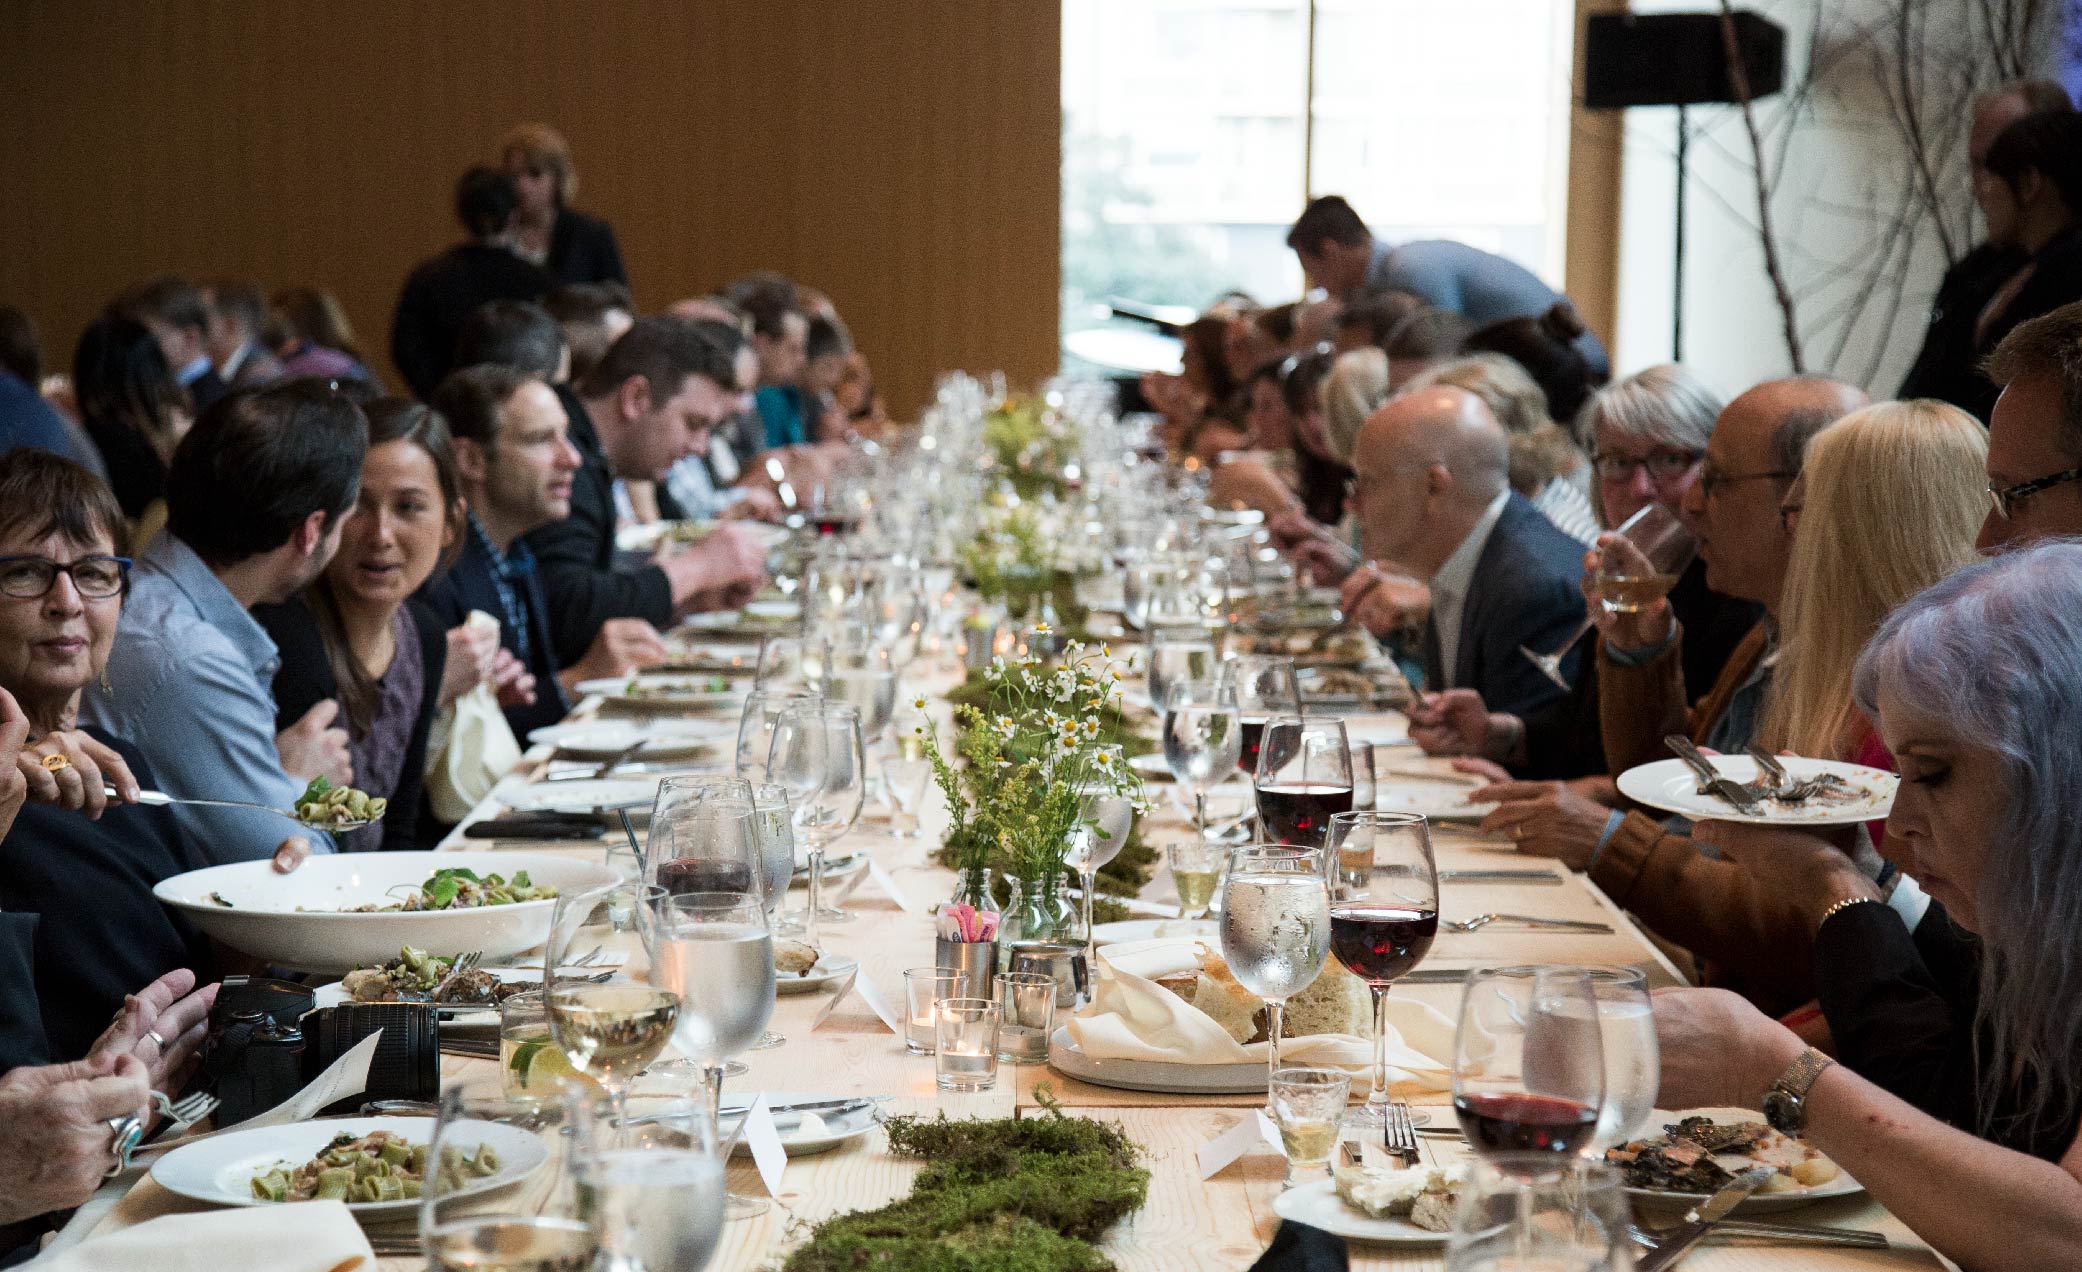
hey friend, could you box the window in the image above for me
[1062,0,1577,370]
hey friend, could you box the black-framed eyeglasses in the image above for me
[1987,467,2082,520]
[1592,449,1702,482]
[1697,467,1791,498]
[0,555,132,600]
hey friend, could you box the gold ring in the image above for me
[41,754,69,773]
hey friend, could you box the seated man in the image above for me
[523,316,769,669]
[110,275,228,413]
[1348,385,1584,718]
[420,365,576,740]
[83,382,364,863]
[203,278,287,388]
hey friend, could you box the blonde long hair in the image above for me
[1408,353,1584,496]
[1319,347,1389,465]
[1758,400,1988,758]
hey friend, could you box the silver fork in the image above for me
[1445,913,1614,933]
[1385,1100,1421,1167]
[429,950,483,999]
[1743,744,1792,794]
[113,1091,222,1172]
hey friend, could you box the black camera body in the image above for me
[201,977,442,1123]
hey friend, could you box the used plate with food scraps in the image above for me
[1608,1108,1865,1213]
[1616,756,1897,827]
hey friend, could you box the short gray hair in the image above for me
[1576,363,1722,454]
[1853,539,2082,1141]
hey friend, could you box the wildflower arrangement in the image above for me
[982,392,1078,499]
[916,631,1141,889]
[958,503,1056,610]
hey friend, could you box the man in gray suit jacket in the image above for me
[1349,385,1586,718]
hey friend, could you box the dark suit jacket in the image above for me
[1420,494,1585,719]
[253,595,448,851]
[417,527,571,741]
[389,243,553,400]
[547,207,629,287]
[522,384,674,667]
[1903,231,2082,422]
[1897,242,2026,414]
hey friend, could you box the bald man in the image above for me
[1351,385,1588,716]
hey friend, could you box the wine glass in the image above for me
[883,732,934,838]
[1065,748,1137,981]
[1148,625,1218,712]
[1325,811,1439,1130]
[767,700,866,944]
[755,635,823,693]
[542,887,679,1139]
[569,1085,725,1272]
[824,635,898,754]
[748,782,796,1051]
[1445,1157,1630,1272]
[642,891,776,1221]
[735,688,818,782]
[1220,844,1331,1094]
[1162,678,1241,843]
[1223,654,1301,777]
[1253,716,1354,852]
[1585,966,1659,1150]
[1451,966,1606,1166]
[1522,502,1697,691]
[420,1073,592,1270]
[643,777,762,901]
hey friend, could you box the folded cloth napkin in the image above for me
[1064,940,1454,1087]
[1249,1221,1350,1272]
[37,1201,376,1272]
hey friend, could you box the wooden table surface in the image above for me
[72,655,1951,1270]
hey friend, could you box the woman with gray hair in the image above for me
[1651,540,2082,1269]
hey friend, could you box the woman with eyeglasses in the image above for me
[0,449,223,1082]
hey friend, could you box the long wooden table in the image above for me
[72,652,1951,1270]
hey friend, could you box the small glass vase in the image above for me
[935,867,999,999]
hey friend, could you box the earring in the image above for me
[99,666,111,694]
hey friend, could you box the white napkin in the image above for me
[1065,939,1455,1088]
[39,1201,375,1272]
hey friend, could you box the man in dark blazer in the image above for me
[1349,385,1584,718]
[391,167,553,401]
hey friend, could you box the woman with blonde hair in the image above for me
[1407,353,1599,545]
[1317,346,1389,465]
[498,123,629,287]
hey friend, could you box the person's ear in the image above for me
[618,375,653,424]
[1424,464,1452,499]
[453,438,489,485]
[294,508,329,558]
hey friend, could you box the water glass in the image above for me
[1444,1158,1630,1272]
[570,1086,724,1272]
[1269,1067,1350,1188]
[1586,966,1659,1149]
[994,972,1056,1064]
[736,688,818,782]
[934,997,1001,1091]
[903,967,961,1055]
[1220,845,1331,1090]
[1348,740,1378,812]
[1148,626,1218,710]
[420,1073,589,1270]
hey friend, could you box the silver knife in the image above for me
[1439,869,1565,885]
[1665,735,1765,816]
[715,1096,878,1119]
[1634,1165,1779,1271]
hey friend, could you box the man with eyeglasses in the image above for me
[1978,301,2082,550]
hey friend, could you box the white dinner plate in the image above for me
[151,1116,545,1216]
[498,777,661,815]
[1270,1179,1450,1245]
[1616,756,1897,827]
[1616,1107,1865,1213]
[1374,785,1497,823]
[526,718,733,761]
[154,852,620,973]
[1091,918,1216,945]
[1046,1026,1265,1094]
[725,1094,878,1156]
[311,966,547,1024]
[774,954,859,996]
[575,674,741,713]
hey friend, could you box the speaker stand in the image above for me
[1673,104,1688,362]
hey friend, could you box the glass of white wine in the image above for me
[1521,502,1697,691]
[1269,1067,1350,1188]
[544,887,680,1144]
[420,1074,593,1272]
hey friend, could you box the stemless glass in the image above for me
[1451,966,1606,1167]
[570,1086,725,1272]
[767,700,866,944]
[1064,748,1136,979]
[1445,1158,1630,1272]
[735,689,818,782]
[1254,716,1354,852]
[1166,840,1222,921]
[1148,625,1217,711]
[1585,966,1660,1150]
[1325,812,1438,1129]
[1224,654,1302,776]
[421,1074,592,1271]
[1220,845,1331,1093]
[1269,1067,1350,1188]
[1163,678,1241,843]
[542,887,679,1138]
[643,891,776,1221]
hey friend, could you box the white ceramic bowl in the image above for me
[154,851,620,973]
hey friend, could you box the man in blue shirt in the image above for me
[1286,195,1609,378]
[82,381,368,864]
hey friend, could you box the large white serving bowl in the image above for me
[154,851,620,973]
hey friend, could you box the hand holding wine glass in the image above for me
[1522,502,1696,689]
[1326,811,1438,1130]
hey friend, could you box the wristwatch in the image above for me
[1762,1046,1836,1135]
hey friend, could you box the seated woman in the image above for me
[72,313,191,529]
[256,399,466,851]
[1654,540,2082,1268]
[1480,400,1987,1012]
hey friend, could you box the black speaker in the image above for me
[1582,11,1785,109]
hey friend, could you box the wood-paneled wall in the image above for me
[0,1,1062,419]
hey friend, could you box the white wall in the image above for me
[1610,0,2043,399]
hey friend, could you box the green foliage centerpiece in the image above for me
[982,392,1079,501]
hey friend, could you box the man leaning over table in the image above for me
[82,381,365,867]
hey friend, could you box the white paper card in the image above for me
[867,858,916,913]
[1197,1111,1269,1179]
[249,1030,384,1128]
[851,969,905,1035]
[1257,1108,1284,1155]
[742,1094,788,1196]
[811,967,859,1030]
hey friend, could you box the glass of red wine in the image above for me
[1451,966,1605,1169]
[643,776,763,900]
[1253,716,1354,852]
[1222,654,1301,778]
[1325,811,1438,1130]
